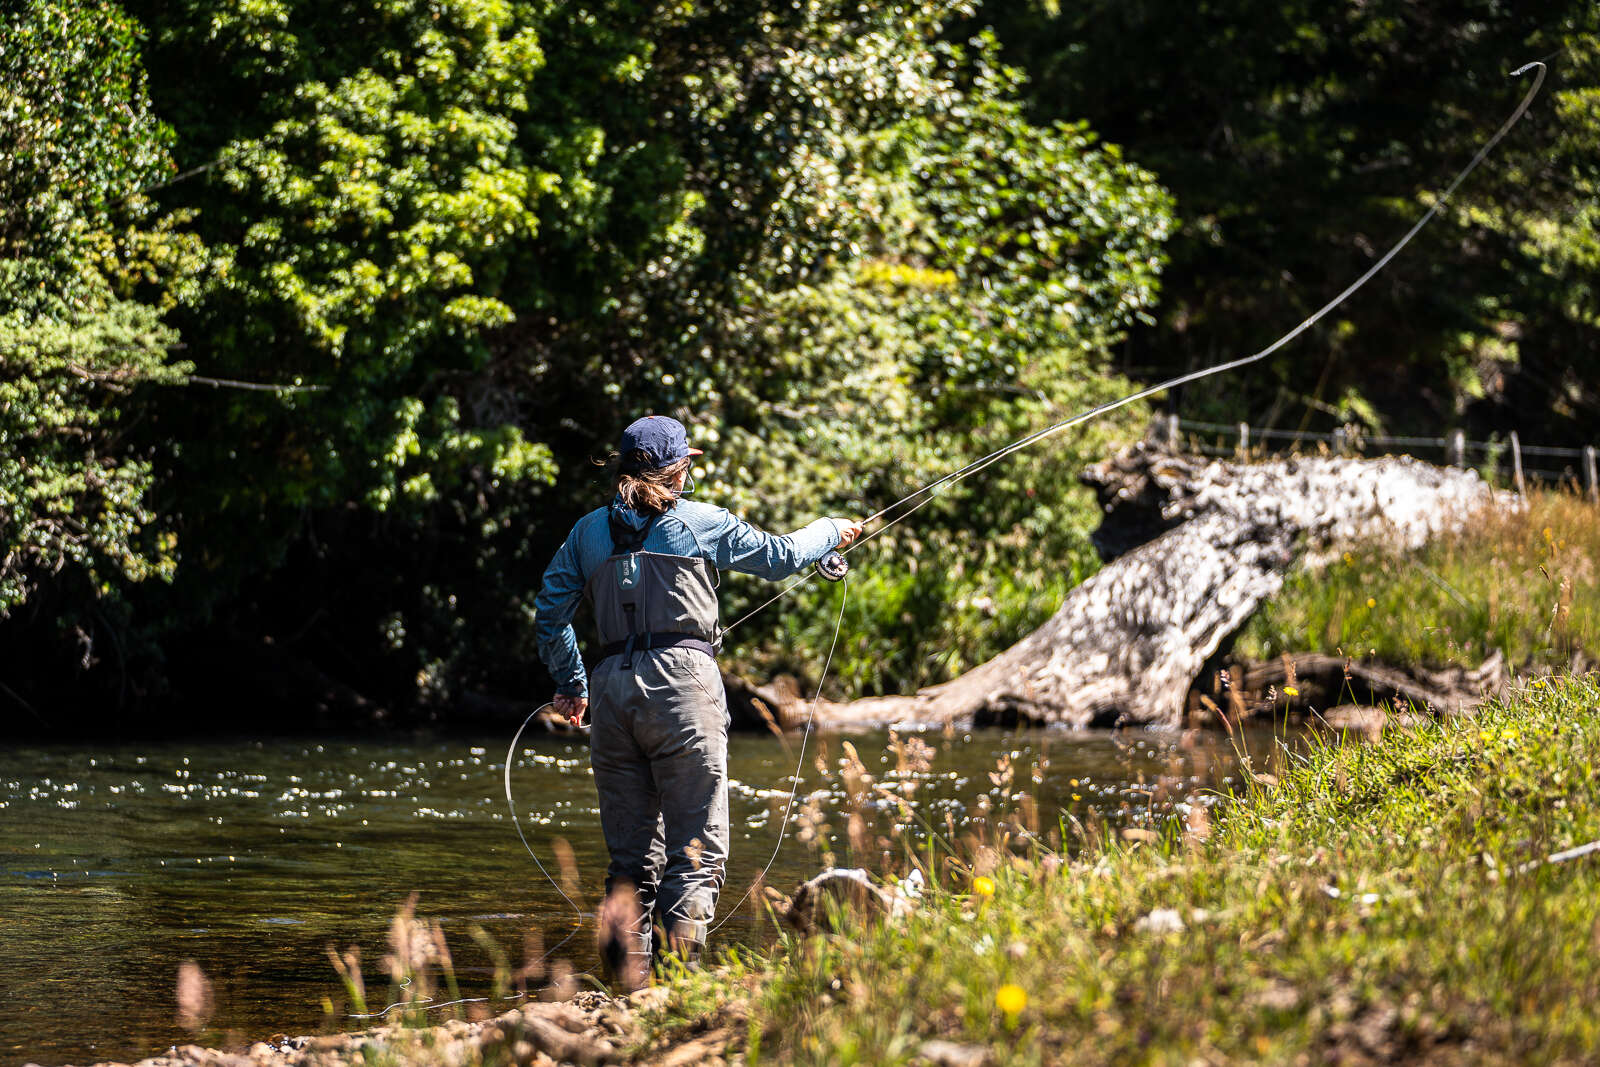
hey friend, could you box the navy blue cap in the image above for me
[618,415,702,471]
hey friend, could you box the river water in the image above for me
[0,726,1280,1066]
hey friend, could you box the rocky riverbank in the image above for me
[50,993,659,1067]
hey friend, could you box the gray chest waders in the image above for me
[584,508,722,669]
[583,507,729,968]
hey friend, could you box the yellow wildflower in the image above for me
[972,875,996,898]
[1283,685,1299,697]
[996,983,1028,1019]
[1366,597,1377,609]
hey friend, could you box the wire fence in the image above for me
[1160,415,1599,499]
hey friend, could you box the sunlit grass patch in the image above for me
[1240,490,1598,671]
[646,673,1600,1064]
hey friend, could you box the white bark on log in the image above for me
[780,447,1505,730]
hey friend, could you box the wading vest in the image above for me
[584,506,721,669]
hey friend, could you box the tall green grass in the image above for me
[1239,490,1598,670]
[645,673,1600,1064]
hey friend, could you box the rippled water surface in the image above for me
[0,726,1281,1065]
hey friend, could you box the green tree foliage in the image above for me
[0,275,187,613]
[3,0,1590,726]
[0,0,172,273]
[0,0,1173,720]
[133,0,556,518]
[0,1,192,617]
[1523,31,1600,429]
[116,0,579,710]
[100,0,1174,714]
[986,0,1600,443]
[707,43,1173,692]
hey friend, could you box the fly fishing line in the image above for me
[502,704,588,962]
[506,59,1546,967]
[708,574,850,938]
[845,61,1547,554]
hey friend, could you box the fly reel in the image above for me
[816,550,849,582]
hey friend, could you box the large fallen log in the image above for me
[743,446,1506,730]
[1081,444,1505,565]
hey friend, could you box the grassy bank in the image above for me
[645,672,1600,1064]
[1238,489,1598,671]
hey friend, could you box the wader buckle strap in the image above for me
[603,633,715,662]
[621,603,638,668]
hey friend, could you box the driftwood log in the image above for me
[1231,649,1508,719]
[736,446,1508,730]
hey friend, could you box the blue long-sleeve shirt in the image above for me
[534,497,845,697]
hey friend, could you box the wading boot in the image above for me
[665,932,704,972]
[597,888,650,993]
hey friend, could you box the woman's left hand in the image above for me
[554,694,588,726]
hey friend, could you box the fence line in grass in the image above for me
[1157,415,1598,501]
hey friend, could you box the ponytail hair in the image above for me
[615,450,690,515]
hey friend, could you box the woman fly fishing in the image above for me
[533,415,862,986]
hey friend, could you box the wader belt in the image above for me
[601,633,715,662]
